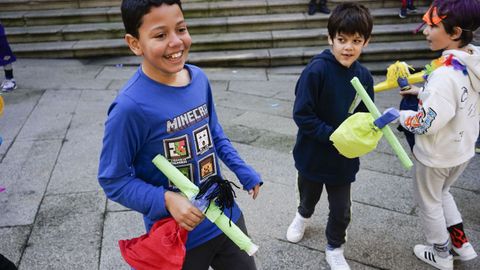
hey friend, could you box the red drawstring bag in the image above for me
[119,217,188,270]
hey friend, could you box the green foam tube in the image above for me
[152,154,259,256]
[203,203,259,256]
[350,77,413,170]
[152,155,199,200]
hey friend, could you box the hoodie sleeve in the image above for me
[399,68,456,135]
[98,96,169,221]
[293,65,334,142]
[207,85,263,191]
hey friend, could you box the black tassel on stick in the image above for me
[195,175,240,226]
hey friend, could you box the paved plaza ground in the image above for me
[0,58,478,269]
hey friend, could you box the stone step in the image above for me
[11,40,438,68]
[1,0,433,69]
[0,0,120,11]
[187,40,438,67]
[0,0,429,27]
[0,0,240,11]
[7,22,425,53]
[4,7,427,43]
[91,57,433,75]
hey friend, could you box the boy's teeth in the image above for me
[167,52,182,59]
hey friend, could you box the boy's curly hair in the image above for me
[121,0,183,38]
[430,0,480,47]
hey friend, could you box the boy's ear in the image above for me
[450,26,463,40]
[124,34,143,56]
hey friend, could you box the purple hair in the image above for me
[431,0,480,47]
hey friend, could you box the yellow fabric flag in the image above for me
[330,112,383,158]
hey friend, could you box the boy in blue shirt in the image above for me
[98,1,262,269]
[286,3,374,270]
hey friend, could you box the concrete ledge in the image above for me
[11,39,434,71]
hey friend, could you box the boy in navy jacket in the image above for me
[286,3,374,270]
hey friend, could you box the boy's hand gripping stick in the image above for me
[152,154,259,256]
[350,77,413,169]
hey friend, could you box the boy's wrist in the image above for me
[164,190,173,212]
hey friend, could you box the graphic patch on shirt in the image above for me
[166,104,209,133]
[198,153,216,182]
[169,164,194,189]
[193,124,213,155]
[404,107,437,134]
[163,135,191,165]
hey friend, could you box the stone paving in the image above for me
[0,58,478,270]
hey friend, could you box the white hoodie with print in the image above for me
[399,45,480,168]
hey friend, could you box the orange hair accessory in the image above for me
[422,6,447,26]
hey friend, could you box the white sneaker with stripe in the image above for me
[413,244,453,270]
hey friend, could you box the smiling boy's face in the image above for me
[329,32,368,68]
[126,4,192,82]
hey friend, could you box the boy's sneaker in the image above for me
[407,5,417,13]
[451,242,478,261]
[325,246,351,270]
[286,212,308,243]
[307,2,317,15]
[475,140,480,154]
[317,3,331,14]
[1,79,17,92]
[413,244,453,270]
[399,8,407,18]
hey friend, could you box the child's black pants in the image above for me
[297,174,351,248]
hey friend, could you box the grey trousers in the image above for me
[413,160,469,244]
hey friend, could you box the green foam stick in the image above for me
[350,77,413,170]
[152,155,199,200]
[152,154,259,256]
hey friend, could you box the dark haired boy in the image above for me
[98,1,262,269]
[286,3,374,270]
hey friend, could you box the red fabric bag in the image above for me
[119,217,188,270]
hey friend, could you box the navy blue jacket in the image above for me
[293,49,374,184]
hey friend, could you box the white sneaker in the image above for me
[1,79,17,92]
[451,242,478,261]
[413,244,453,270]
[286,212,308,243]
[325,246,350,270]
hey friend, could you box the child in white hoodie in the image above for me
[398,1,480,269]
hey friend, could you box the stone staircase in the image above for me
[0,0,436,72]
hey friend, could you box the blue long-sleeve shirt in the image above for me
[293,49,374,184]
[98,64,262,249]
